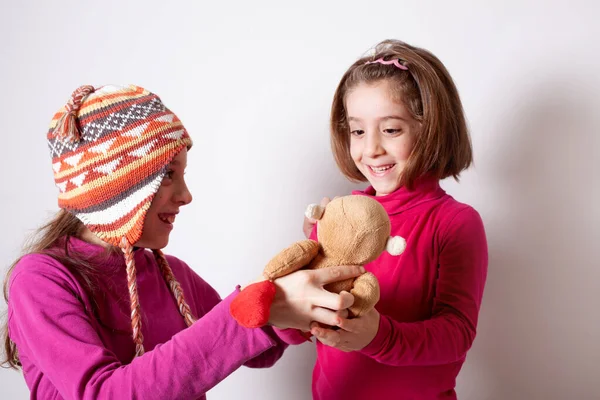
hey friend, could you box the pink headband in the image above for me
[365,57,408,70]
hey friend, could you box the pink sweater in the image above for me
[7,237,286,399]
[278,177,488,399]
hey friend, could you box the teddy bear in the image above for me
[230,195,406,329]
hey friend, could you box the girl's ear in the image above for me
[386,236,406,256]
[305,204,325,221]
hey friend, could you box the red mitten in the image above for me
[230,280,276,328]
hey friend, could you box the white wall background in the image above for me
[1,1,598,399]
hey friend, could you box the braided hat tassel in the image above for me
[52,85,95,142]
[120,238,145,357]
[153,249,197,327]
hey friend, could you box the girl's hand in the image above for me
[310,307,381,352]
[302,197,333,239]
[268,265,364,331]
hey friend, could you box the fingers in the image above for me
[337,308,349,319]
[311,265,365,285]
[310,307,344,327]
[310,322,341,346]
[337,291,355,310]
[336,316,359,333]
[312,289,355,311]
[320,197,331,207]
[310,323,351,351]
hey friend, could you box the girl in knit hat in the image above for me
[1,84,361,399]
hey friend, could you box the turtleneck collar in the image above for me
[352,176,446,215]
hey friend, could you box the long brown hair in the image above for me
[2,210,197,368]
[331,39,473,190]
[1,210,107,369]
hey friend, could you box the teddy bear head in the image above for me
[306,196,406,265]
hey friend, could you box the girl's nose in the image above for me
[364,131,385,158]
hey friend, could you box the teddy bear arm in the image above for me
[348,272,381,317]
[263,239,320,280]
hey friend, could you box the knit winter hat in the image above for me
[47,84,196,356]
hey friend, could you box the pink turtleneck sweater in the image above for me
[277,178,488,399]
[7,237,286,399]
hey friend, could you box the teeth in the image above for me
[159,214,176,224]
[370,165,394,173]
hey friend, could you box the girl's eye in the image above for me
[164,170,175,181]
[383,128,402,135]
[350,129,365,136]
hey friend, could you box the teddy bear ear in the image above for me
[305,203,325,220]
[386,236,406,256]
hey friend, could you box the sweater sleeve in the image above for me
[244,325,289,368]
[359,207,488,366]
[7,258,280,400]
[177,259,288,368]
[272,327,311,345]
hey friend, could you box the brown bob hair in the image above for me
[330,39,473,190]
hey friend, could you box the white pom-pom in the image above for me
[386,236,406,256]
[305,204,325,220]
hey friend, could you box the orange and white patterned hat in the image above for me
[47,84,196,357]
[47,84,193,247]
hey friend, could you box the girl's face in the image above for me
[136,148,192,249]
[347,80,419,196]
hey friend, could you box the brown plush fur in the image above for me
[262,195,402,317]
